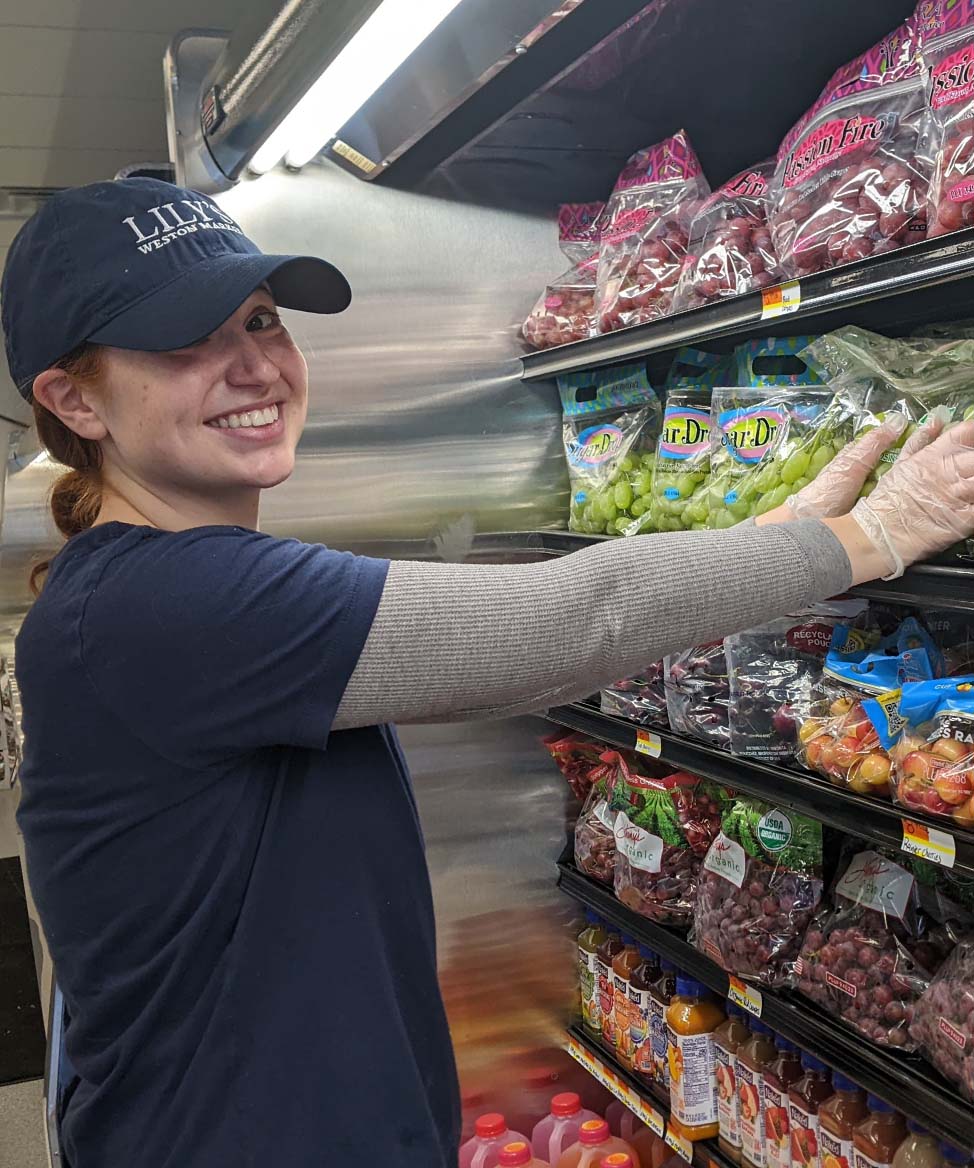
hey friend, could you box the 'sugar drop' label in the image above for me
[668,1028,719,1128]
[738,1060,766,1167]
[789,1098,821,1168]
[820,1128,854,1168]
[763,1080,790,1168]
[715,1039,742,1149]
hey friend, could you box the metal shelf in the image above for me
[521,227,974,382]
[547,702,974,877]
[557,859,974,1153]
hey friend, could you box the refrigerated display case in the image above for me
[15,0,974,1161]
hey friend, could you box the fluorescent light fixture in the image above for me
[249,0,466,175]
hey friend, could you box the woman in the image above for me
[4,178,974,1168]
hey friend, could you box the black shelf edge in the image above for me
[546,702,974,877]
[565,1022,738,1168]
[557,859,974,1154]
[520,227,974,382]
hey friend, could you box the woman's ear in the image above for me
[32,369,109,441]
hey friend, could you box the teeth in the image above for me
[210,403,280,429]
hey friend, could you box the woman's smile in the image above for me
[204,400,285,440]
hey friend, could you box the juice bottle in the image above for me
[628,946,659,1079]
[647,958,676,1088]
[714,1002,750,1163]
[606,1101,640,1140]
[460,1114,532,1168]
[579,911,609,1036]
[532,1093,600,1165]
[852,1097,906,1168]
[630,1126,669,1168]
[819,1074,868,1168]
[556,1118,641,1168]
[763,1035,803,1168]
[603,1157,637,1168]
[498,1140,550,1168]
[666,975,724,1141]
[597,931,625,1050]
[892,1123,944,1168]
[612,936,642,1065]
[737,1019,776,1168]
[788,1053,832,1168]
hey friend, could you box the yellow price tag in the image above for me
[635,729,662,758]
[727,975,763,1018]
[760,279,801,319]
[564,1037,664,1135]
[901,820,956,869]
[665,1124,695,1163]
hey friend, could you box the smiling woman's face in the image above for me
[94,289,309,506]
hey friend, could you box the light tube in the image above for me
[248,0,466,175]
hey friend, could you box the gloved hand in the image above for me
[851,417,974,578]
[785,415,908,519]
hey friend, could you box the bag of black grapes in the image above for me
[601,661,669,727]
[558,364,662,537]
[692,795,824,985]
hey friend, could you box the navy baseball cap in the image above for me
[1,177,351,400]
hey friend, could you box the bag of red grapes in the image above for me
[574,751,625,885]
[922,0,974,238]
[596,130,710,333]
[611,761,726,926]
[542,731,612,800]
[673,160,781,311]
[911,933,974,1099]
[664,640,730,748]
[770,17,929,276]
[795,846,964,1050]
[692,795,824,986]
[522,201,605,350]
[600,661,668,727]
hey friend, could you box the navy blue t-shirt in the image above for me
[15,523,460,1167]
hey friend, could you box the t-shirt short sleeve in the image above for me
[80,527,389,766]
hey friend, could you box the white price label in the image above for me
[666,1124,695,1163]
[635,729,662,757]
[901,820,956,868]
[761,280,801,319]
[727,976,763,1018]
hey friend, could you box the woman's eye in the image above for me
[246,309,281,333]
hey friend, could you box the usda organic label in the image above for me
[757,810,793,852]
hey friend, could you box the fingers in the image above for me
[837,416,908,473]
[901,407,951,458]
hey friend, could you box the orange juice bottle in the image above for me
[556,1118,641,1168]
[612,935,642,1066]
[665,976,725,1141]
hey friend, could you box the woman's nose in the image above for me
[225,334,279,387]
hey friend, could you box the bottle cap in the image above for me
[499,1142,532,1166]
[906,1120,929,1136]
[939,1142,970,1165]
[580,1118,611,1145]
[475,1113,508,1139]
[676,975,704,997]
[831,1072,860,1093]
[552,1092,582,1118]
[866,1095,895,1115]
[602,1156,635,1168]
[800,1053,828,1073]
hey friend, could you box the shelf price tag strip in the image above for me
[665,1123,695,1163]
[727,975,763,1018]
[635,729,662,758]
[901,819,956,868]
[565,1035,665,1137]
[760,279,801,319]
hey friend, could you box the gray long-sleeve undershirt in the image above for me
[333,519,852,730]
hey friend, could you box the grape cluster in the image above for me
[598,220,693,332]
[570,451,656,536]
[929,116,974,239]
[911,939,974,1102]
[522,283,598,350]
[601,662,668,727]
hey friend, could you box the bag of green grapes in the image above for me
[642,390,712,533]
[558,364,662,536]
[705,386,859,529]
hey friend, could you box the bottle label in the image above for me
[580,948,600,1031]
[597,959,616,1047]
[613,971,632,1060]
[853,1151,893,1168]
[715,1041,742,1149]
[738,1061,766,1167]
[668,1028,719,1129]
[789,1100,821,1168]
[650,995,670,1088]
[630,984,653,1075]
[763,1081,790,1168]
[820,1128,854,1168]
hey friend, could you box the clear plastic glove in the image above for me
[785,415,907,519]
[851,417,974,579]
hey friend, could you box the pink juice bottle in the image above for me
[460,1114,532,1168]
[533,1093,600,1164]
[557,1118,641,1168]
[498,1139,551,1168]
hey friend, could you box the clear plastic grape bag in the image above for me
[523,202,605,350]
[664,347,734,394]
[693,796,824,986]
[664,641,730,747]
[596,130,710,334]
[770,19,929,276]
[706,385,858,529]
[910,935,974,1101]
[673,161,780,311]
[600,662,668,727]
[922,1,974,238]
[735,337,823,389]
[725,598,868,764]
[574,753,625,885]
[795,847,961,1050]
[644,390,712,534]
[611,760,725,927]
[558,364,661,536]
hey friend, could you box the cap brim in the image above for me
[88,253,351,352]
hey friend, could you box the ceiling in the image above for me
[0,0,250,422]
